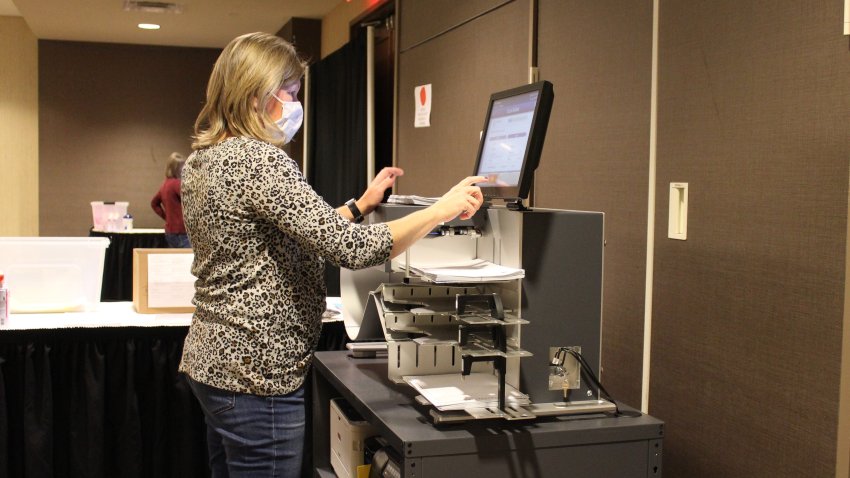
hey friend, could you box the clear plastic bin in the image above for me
[0,237,110,313]
[91,201,129,232]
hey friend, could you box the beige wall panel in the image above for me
[398,0,512,52]
[0,16,38,236]
[396,0,529,196]
[536,0,653,407]
[652,1,850,476]
[39,41,220,236]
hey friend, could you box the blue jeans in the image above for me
[165,233,191,248]
[186,376,306,478]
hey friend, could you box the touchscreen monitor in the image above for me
[472,81,553,201]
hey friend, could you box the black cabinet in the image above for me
[311,351,664,478]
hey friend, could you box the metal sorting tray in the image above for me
[379,283,524,332]
[383,300,457,330]
[408,335,532,359]
[456,313,527,325]
[459,340,532,359]
[381,283,482,305]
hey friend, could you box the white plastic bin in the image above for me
[329,397,377,478]
[91,201,129,232]
[0,237,110,313]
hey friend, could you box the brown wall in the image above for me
[536,0,653,407]
[395,0,850,476]
[38,40,220,236]
[29,1,850,474]
[396,0,654,409]
[396,0,530,195]
[651,0,850,476]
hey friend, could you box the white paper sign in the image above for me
[414,84,432,128]
[147,253,196,308]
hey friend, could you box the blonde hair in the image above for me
[165,152,186,178]
[192,32,306,149]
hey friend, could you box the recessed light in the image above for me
[124,1,183,14]
[138,23,161,30]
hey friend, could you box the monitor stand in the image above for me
[479,197,529,212]
[504,198,528,211]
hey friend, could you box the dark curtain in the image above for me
[307,33,368,297]
[0,328,209,478]
[0,357,7,475]
[0,323,349,478]
[88,230,169,301]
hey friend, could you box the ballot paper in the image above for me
[405,258,525,283]
[387,194,439,205]
[404,373,530,411]
[146,253,195,308]
[322,296,343,322]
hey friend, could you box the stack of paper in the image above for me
[322,296,343,322]
[404,373,530,411]
[406,258,524,283]
[387,194,439,205]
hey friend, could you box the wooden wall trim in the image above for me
[642,0,660,414]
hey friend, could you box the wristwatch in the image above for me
[345,198,364,224]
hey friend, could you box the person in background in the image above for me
[151,152,191,248]
[178,32,484,478]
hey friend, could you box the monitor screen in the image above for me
[472,81,553,201]
[476,91,539,188]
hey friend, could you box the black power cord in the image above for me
[558,347,643,418]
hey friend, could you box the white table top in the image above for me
[91,228,166,234]
[2,301,192,330]
[2,298,344,331]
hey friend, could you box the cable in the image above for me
[559,347,643,418]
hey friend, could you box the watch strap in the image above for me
[345,198,364,223]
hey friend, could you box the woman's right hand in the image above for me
[386,176,486,259]
[430,176,487,222]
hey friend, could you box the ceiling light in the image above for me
[138,23,161,30]
[124,1,183,14]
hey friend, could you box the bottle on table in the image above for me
[0,271,8,325]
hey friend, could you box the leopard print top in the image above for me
[178,136,392,395]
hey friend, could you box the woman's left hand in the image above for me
[359,167,404,213]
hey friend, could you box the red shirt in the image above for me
[151,178,186,234]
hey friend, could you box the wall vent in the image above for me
[123,1,183,14]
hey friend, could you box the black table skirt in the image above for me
[89,230,169,302]
[0,321,348,478]
[0,327,207,478]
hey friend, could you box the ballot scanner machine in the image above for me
[341,204,616,424]
[341,81,616,423]
[314,81,663,477]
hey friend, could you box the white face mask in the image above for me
[272,95,303,144]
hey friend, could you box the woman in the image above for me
[179,32,484,478]
[150,152,191,248]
